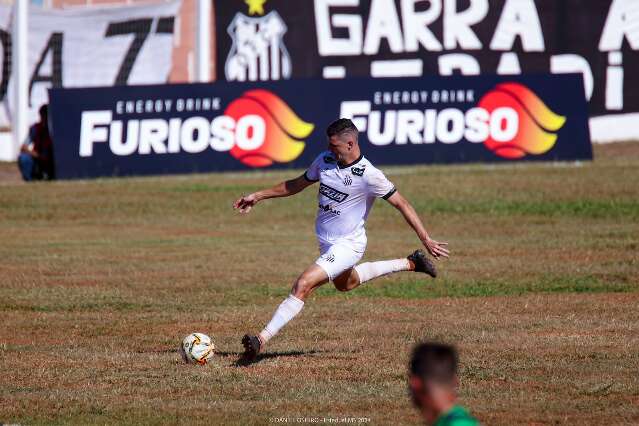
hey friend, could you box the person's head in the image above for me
[325,118,359,163]
[38,104,48,122]
[409,342,460,424]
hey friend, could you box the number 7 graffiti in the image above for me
[104,16,174,86]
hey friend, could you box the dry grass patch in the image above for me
[1,143,638,424]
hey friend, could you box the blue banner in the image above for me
[49,73,591,179]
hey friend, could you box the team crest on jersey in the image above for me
[319,183,349,202]
[225,11,291,81]
[321,253,336,263]
[343,175,353,186]
[351,165,366,176]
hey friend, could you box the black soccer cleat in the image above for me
[408,249,437,278]
[241,334,262,361]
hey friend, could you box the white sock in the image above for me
[354,259,411,284]
[259,294,305,344]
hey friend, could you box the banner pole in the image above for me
[195,0,211,82]
[12,0,28,160]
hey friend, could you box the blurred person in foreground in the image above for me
[18,104,55,181]
[409,342,478,426]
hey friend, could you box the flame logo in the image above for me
[225,89,314,167]
[478,83,566,159]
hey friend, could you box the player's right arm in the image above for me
[233,174,315,214]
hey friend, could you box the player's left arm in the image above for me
[385,191,449,259]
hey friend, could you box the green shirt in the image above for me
[433,405,479,426]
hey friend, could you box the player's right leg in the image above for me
[241,264,329,360]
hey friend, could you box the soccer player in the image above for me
[409,342,478,426]
[233,118,449,360]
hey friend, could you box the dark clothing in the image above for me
[18,152,35,181]
[19,122,55,181]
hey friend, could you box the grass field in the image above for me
[1,143,638,425]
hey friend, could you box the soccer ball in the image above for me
[180,332,215,365]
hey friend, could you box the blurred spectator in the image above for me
[409,342,478,426]
[18,104,55,181]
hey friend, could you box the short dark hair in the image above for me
[410,342,458,385]
[326,118,358,138]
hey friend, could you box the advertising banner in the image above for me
[48,73,591,180]
[215,0,639,142]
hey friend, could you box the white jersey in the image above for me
[304,151,396,243]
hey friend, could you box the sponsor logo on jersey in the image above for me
[351,165,365,176]
[319,203,340,216]
[340,82,565,160]
[319,183,349,203]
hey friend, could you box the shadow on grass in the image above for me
[230,349,324,367]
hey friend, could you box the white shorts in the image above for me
[315,229,367,281]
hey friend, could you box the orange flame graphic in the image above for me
[479,83,566,159]
[225,89,314,167]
